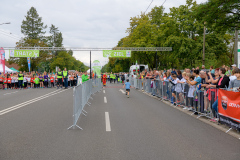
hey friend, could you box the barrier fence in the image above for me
[68,78,102,130]
[131,78,240,132]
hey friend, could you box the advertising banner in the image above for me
[218,89,240,131]
[92,60,101,78]
[103,50,131,58]
[0,47,5,73]
[27,57,31,72]
[10,50,39,57]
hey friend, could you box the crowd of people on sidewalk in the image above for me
[130,64,240,121]
[0,68,91,90]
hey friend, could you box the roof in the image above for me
[5,61,20,70]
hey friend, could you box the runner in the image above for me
[102,73,107,86]
[0,75,3,89]
[57,68,63,89]
[39,74,43,88]
[50,75,54,88]
[123,79,131,98]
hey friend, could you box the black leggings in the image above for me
[44,81,48,88]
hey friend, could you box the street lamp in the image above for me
[0,22,11,25]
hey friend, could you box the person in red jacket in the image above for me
[50,76,54,88]
[0,75,3,89]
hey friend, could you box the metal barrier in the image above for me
[132,78,221,120]
[68,78,102,130]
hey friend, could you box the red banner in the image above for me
[218,89,240,131]
[0,47,5,73]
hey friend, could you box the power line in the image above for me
[144,0,154,14]
[0,32,20,41]
[0,29,21,39]
[161,0,167,6]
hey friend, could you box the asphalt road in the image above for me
[0,83,240,160]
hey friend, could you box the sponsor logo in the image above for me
[221,96,228,110]
[229,103,240,108]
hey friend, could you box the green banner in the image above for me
[92,60,101,78]
[10,50,39,57]
[103,50,131,58]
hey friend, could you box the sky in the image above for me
[0,0,207,67]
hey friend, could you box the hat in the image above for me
[232,64,236,67]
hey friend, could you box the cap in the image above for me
[232,64,236,67]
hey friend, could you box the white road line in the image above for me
[105,112,111,132]
[0,89,67,115]
[103,90,105,93]
[3,91,18,95]
[104,97,107,103]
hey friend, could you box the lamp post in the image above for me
[0,22,11,25]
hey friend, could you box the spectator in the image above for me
[186,70,202,87]
[229,68,237,84]
[177,70,182,80]
[229,68,240,91]
[231,64,237,71]
[171,68,177,75]
[210,66,215,74]
[201,65,206,72]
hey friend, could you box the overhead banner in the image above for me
[218,89,240,131]
[0,47,5,73]
[10,50,39,57]
[92,60,101,78]
[103,50,131,58]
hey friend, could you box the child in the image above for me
[31,75,34,88]
[0,75,3,89]
[50,75,54,88]
[7,75,11,89]
[11,74,15,89]
[27,76,31,89]
[39,74,43,88]
[3,76,7,90]
[34,75,40,88]
[169,74,179,104]
[123,79,131,98]
[23,75,28,89]
[187,76,196,110]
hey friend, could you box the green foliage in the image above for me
[9,7,88,72]
[105,0,236,71]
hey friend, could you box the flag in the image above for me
[27,57,31,72]
[0,47,5,73]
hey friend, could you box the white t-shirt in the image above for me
[188,83,196,98]
[15,77,18,82]
[27,78,31,83]
[11,77,15,83]
[229,75,236,83]
[23,77,27,82]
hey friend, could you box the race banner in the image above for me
[0,47,5,73]
[10,50,39,57]
[27,57,31,72]
[218,89,240,131]
[92,60,101,78]
[103,50,131,58]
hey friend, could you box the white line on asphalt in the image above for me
[105,112,111,132]
[119,89,126,94]
[0,89,68,115]
[103,90,105,93]
[104,97,107,103]
[3,91,18,95]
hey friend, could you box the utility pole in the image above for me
[234,28,238,66]
[90,50,92,79]
[203,22,206,65]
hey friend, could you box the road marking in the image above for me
[0,89,68,115]
[105,112,111,132]
[119,89,126,94]
[104,97,107,103]
[103,90,105,93]
[3,91,18,95]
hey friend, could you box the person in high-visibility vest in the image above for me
[18,71,24,90]
[57,68,63,89]
[63,68,68,89]
[113,73,116,83]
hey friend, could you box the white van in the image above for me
[129,64,148,77]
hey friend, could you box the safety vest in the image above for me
[63,71,68,77]
[110,74,114,78]
[57,72,62,78]
[19,74,23,80]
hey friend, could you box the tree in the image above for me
[21,7,47,40]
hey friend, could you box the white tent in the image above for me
[0,64,17,73]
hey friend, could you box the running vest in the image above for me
[50,77,54,82]
[19,74,23,80]
[57,72,62,78]
[0,77,3,82]
[63,71,68,77]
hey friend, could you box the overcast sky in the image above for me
[0,0,207,66]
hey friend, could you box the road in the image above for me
[0,83,240,160]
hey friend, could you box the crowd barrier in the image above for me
[131,78,240,132]
[68,78,102,130]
